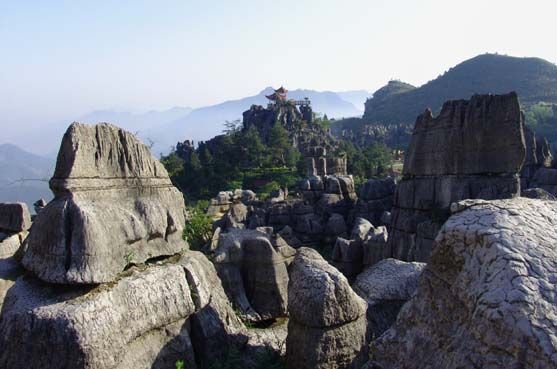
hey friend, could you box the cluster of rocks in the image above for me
[333,122,414,150]
[389,93,526,263]
[208,174,361,246]
[0,202,30,309]
[207,189,257,220]
[353,177,395,226]
[331,217,389,280]
[0,123,272,369]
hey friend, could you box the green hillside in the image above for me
[362,53,557,124]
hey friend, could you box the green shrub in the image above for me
[183,202,213,250]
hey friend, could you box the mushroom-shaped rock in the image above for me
[286,248,367,369]
[22,123,187,284]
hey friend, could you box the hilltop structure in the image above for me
[244,86,345,176]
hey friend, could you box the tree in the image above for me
[268,121,292,166]
[223,119,242,135]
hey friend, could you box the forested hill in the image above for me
[362,54,557,124]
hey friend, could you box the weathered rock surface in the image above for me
[353,258,424,339]
[331,218,391,279]
[0,251,247,369]
[403,93,525,176]
[355,177,396,226]
[371,198,557,369]
[390,93,525,262]
[286,248,367,369]
[0,203,31,232]
[212,228,294,321]
[0,231,27,309]
[22,123,187,284]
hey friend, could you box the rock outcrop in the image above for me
[210,175,359,246]
[0,203,31,233]
[354,177,395,226]
[353,258,424,339]
[0,231,26,309]
[389,93,525,263]
[520,126,553,188]
[0,251,247,369]
[22,123,187,284]
[211,228,295,322]
[242,101,347,176]
[331,218,390,280]
[286,248,368,369]
[530,167,557,196]
[0,123,257,369]
[371,198,557,369]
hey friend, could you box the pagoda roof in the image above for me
[275,86,288,94]
[266,92,286,101]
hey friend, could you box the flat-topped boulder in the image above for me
[371,198,557,369]
[0,203,31,232]
[22,123,187,284]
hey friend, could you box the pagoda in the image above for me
[265,86,288,104]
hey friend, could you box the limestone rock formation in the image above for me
[530,167,557,196]
[331,218,390,279]
[353,258,424,339]
[0,251,247,369]
[0,202,31,232]
[209,175,358,246]
[242,101,347,177]
[0,231,26,309]
[371,198,557,369]
[403,93,525,176]
[354,177,396,226]
[390,93,525,262]
[286,248,368,369]
[22,123,187,284]
[211,228,295,321]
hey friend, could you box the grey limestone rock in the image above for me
[0,251,247,369]
[22,123,187,284]
[286,248,368,369]
[212,228,293,321]
[371,198,557,369]
[0,202,31,232]
[353,258,424,339]
[389,93,525,263]
[403,93,525,176]
[0,231,27,309]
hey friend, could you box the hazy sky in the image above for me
[1,0,557,130]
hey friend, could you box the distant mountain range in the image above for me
[7,88,370,158]
[152,87,369,154]
[0,144,55,210]
[361,54,557,124]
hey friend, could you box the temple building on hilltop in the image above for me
[266,86,311,109]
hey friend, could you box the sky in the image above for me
[1,0,557,148]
